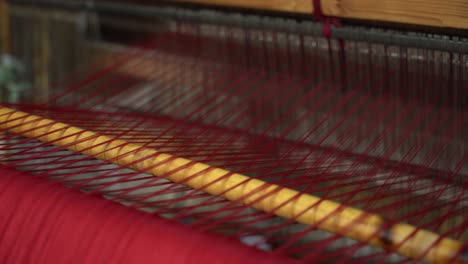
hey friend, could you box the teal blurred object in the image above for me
[0,54,30,103]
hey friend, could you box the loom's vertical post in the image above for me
[33,14,50,104]
[0,0,8,103]
[0,0,8,162]
[0,0,10,104]
[40,16,50,104]
[0,0,10,55]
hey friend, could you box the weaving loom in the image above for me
[0,0,466,263]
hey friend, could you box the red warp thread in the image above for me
[312,0,326,20]
[312,0,341,38]
[0,167,298,264]
[0,30,465,263]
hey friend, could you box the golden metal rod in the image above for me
[0,0,11,54]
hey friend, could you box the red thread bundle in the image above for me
[0,167,296,264]
[312,0,341,38]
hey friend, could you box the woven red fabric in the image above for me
[0,167,297,264]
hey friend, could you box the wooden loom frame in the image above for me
[170,0,468,30]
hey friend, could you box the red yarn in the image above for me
[312,0,341,38]
[0,167,298,264]
[312,0,326,20]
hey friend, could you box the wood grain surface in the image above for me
[168,0,468,29]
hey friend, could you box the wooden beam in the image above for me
[169,0,468,30]
[32,16,50,104]
[170,0,311,13]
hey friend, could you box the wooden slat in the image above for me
[170,0,311,13]
[169,0,468,30]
